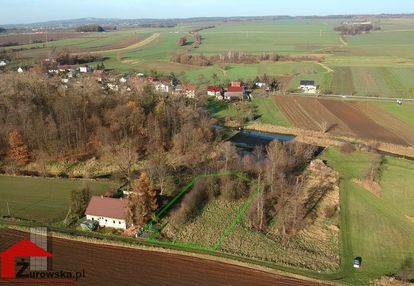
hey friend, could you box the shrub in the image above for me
[340,142,356,154]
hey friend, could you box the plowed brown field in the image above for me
[274,96,414,146]
[0,229,327,286]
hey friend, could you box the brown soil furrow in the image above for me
[0,229,328,286]
[293,97,355,137]
[274,96,318,130]
[319,100,408,145]
[352,102,414,146]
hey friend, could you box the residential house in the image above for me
[0,60,7,67]
[17,67,24,73]
[207,86,223,97]
[85,196,128,230]
[299,80,317,94]
[154,82,170,93]
[225,86,245,101]
[183,84,197,98]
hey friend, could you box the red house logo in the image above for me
[0,240,52,278]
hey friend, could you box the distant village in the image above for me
[0,58,318,98]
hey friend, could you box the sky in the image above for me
[2,0,414,25]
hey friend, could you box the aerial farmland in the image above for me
[1,3,414,286]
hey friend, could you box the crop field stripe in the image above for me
[144,173,263,251]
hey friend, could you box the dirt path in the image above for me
[0,229,329,286]
[317,62,334,73]
[90,33,160,54]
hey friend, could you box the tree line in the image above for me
[0,72,215,177]
[75,25,105,32]
[171,51,323,66]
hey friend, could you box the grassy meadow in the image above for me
[0,176,117,223]
[320,148,414,285]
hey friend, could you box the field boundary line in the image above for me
[144,172,263,251]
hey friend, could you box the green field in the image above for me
[376,102,414,127]
[320,148,414,285]
[9,18,414,98]
[205,97,291,127]
[0,176,117,223]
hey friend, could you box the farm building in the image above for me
[207,86,223,97]
[299,80,317,94]
[85,196,128,230]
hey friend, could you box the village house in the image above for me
[299,80,317,94]
[207,86,223,97]
[224,86,245,101]
[182,84,197,98]
[85,196,128,230]
[17,67,24,73]
[0,60,7,67]
[154,81,170,93]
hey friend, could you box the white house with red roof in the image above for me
[85,196,128,230]
[207,86,223,97]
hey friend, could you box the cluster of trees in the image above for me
[334,23,379,35]
[75,25,105,32]
[56,51,103,65]
[246,141,318,235]
[178,37,187,46]
[162,139,325,237]
[0,27,6,33]
[192,33,202,48]
[190,26,215,33]
[170,175,251,227]
[171,51,322,67]
[0,42,19,47]
[65,187,91,225]
[0,72,215,177]
[171,52,211,66]
[126,173,158,227]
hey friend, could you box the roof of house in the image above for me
[207,86,223,92]
[230,81,242,87]
[85,196,127,219]
[228,86,244,92]
[300,80,315,86]
[183,84,197,91]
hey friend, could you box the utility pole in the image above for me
[6,202,10,216]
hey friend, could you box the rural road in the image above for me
[0,229,328,286]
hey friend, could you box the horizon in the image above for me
[2,0,414,25]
